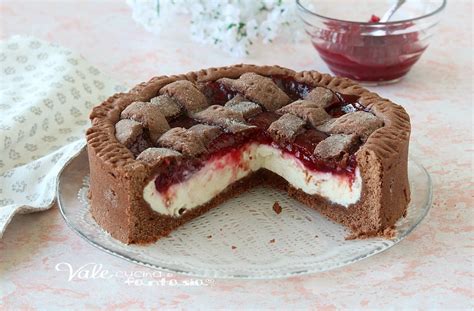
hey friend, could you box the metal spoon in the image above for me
[380,0,406,22]
[371,0,406,36]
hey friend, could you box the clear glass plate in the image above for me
[57,148,432,279]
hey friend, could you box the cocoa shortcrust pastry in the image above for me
[273,202,282,215]
[86,65,411,244]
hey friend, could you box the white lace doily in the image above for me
[58,149,432,279]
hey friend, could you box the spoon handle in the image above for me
[380,0,406,22]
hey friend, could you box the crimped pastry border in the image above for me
[86,64,410,177]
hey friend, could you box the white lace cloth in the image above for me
[0,36,125,237]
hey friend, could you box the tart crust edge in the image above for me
[86,64,411,244]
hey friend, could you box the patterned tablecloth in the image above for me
[1,0,472,309]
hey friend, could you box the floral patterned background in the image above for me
[0,0,472,309]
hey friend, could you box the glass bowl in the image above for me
[296,0,446,84]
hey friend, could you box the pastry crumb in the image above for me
[272,201,282,214]
[383,226,397,239]
[345,226,398,240]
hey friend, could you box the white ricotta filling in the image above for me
[143,143,362,217]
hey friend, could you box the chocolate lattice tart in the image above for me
[86,65,410,244]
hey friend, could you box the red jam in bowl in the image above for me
[311,20,426,82]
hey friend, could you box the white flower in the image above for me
[127,0,304,57]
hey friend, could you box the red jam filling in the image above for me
[311,21,425,82]
[155,76,363,193]
[369,15,381,23]
[203,81,239,106]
